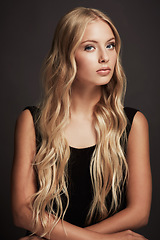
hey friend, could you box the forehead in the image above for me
[81,19,115,42]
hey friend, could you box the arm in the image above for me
[11,109,102,240]
[11,110,148,240]
[85,111,152,234]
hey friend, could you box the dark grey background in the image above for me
[1,0,159,239]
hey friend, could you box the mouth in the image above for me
[96,67,111,76]
[96,67,111,72]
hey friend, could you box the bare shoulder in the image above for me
[127,111,149,158]
[15,109,35,136]
[129,111,149,137]
[133,111,148,125]
[16,109,34,127]
[14,109,36,158]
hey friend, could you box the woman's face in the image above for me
[74,19,117,87]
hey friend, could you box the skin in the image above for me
[11,19,151,240]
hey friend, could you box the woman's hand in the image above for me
[107,230,148,239]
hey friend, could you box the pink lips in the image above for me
[96,67,111,76]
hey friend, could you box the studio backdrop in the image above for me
[1,0,159,239]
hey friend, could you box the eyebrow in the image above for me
[81,37,115,44]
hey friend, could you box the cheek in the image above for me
[75,53,96,70]
[76,57,86,69]
[111,53,117,68]
[75,55,94,80]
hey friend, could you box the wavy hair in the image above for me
[31,7,128,236]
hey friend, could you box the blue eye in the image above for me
[84,45,94,51]
[106,43,115,49]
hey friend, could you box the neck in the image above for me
[70,81,102,119]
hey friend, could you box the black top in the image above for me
[24,106,138,228]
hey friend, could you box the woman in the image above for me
[11,7,152,240]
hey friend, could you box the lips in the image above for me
[96,67,111,76]
[96,67,111,72]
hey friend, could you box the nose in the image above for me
[98,49,109,63]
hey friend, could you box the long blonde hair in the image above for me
[31,7,128,236]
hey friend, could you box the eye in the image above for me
[84,45,95,51]
[106,43,116,50]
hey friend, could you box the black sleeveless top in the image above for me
[24,106,138,228]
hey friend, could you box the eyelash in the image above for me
[107,43,116,49]
[84,43,116,51]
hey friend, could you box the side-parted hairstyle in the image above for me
[31,7,128,236]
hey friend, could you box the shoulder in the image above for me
[17,105,40,127]
[16,108,34,128]
[127,110,149,146]
[13,107,37,162]
[132,111,148,127]
[130,111,149,137]
[124,107,148,136]
[23,106,40,122]
[15,106,38,142]
[124,107,138,125]
[16,105,38,126]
